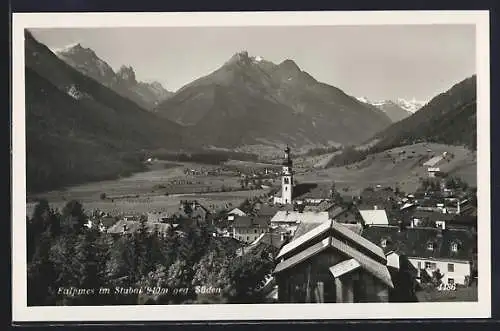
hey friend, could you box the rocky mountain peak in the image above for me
[56,42,96,57]
[226,51,253,66]
[116,65,137,84]
[279,59,301,73]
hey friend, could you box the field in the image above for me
[293,143,476,196]
[26,143,476,218]
[26,161,270,218]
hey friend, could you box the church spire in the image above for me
[283,145,292,166]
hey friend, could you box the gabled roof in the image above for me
[253,231,288,249]
[270,211,329,225]
[359,210,389,225]
[255,204,281,216]
[292,220,325,240]
[232,215,269,228]
[361,225,477,262]
[409,210,456,222]
[228,208,247,216]
[99,216,119,228]
[400,203,416,211]
[276,220,386,261]
[274,235,393,288]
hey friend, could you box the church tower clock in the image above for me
[281,145,293,204]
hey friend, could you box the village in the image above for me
[82,146,478,303]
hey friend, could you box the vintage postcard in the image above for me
[12,10,490,322]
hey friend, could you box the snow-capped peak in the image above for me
[51,42,84,54]
[356,96,387,107]
[356,96,370,104]
[395,98,426,113]
[356,96,425,113]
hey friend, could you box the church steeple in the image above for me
[280,145,293,204]
[283,145,292,166]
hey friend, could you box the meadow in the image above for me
[26,143,476,217]
[26,160,271,218]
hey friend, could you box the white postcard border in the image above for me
[12,10,491,322]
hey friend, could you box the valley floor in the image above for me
[26,143,477,217]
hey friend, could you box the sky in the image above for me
[30,25,476,102]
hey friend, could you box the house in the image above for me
[107,219,178,238]
[254,204,285,218]
[358,187,398,211]
[147,211,172,223]
[423,154,445,167]
[427,167,441,178]
[228,207,247,217]
[328,205,363,226]
[273,220,394,303]
[227,208,247,221]
[270,211,330,236]
[361,225,477,286]
[359,209,390,226]
[85,215,118,232]
[416,196,446,213]
[236,230,290,258]
[405,210,456,229]
[302,200,337,213]
[231,216,269,243]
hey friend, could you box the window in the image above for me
[448,263,455,272]
[451,243,458,252]
[427,242,434,251]
[254,229,257,234]
[246,236,249,241]
[448,278,455,285]
[285,187,288,191]
[284,178,290,184]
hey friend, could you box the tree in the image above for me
[182,201,193,216]
[226,247,275,303]
[71,229,109,305]
[27,200,61,261]
[61,200,87,233]
[192,248,232,290]
[431,269,445,287]
[27,230,58,305]
[49,233,80,305]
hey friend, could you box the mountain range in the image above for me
[54,43,173,110]
[24,33,476,192]
[369,75,476,151]
[356,97,426,122]
[25,30,185,193]
[154,51,393,148]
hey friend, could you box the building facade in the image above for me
[361,225,476,286]
[231,216,269,243]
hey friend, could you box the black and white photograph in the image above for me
[12,11,491,321]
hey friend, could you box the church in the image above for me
[272,145,333,207]
[273,145,294,205]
